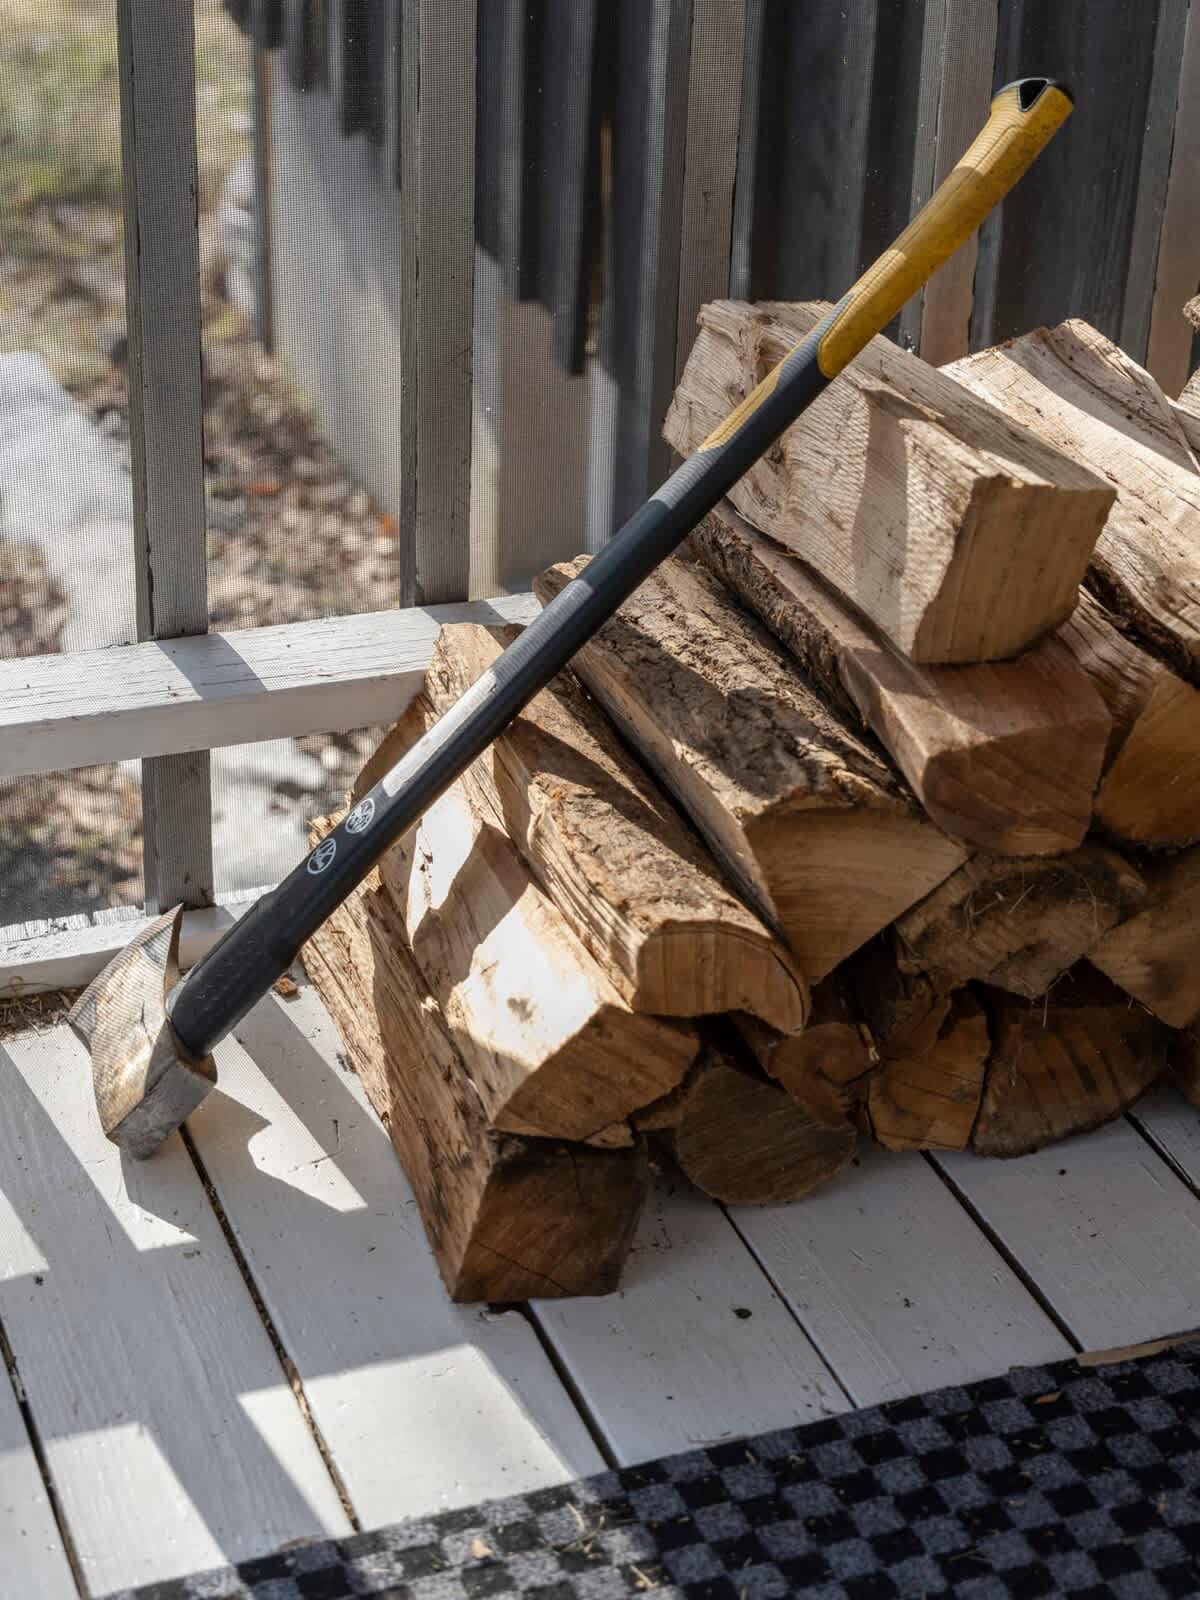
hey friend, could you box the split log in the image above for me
[665,1038,857,1205]
[1057,589,1200,848]
[735,980,876,1126]
[421,624,809,1032]
[893,847,1147,1000]
[1090,847,1200,1027]
[691,501,1111,855]
[865,991,990,1153]
[380,718,697,1142]
[949,320,1200,681]
[664,299,1113,663]
[301,848,649,1302]
[971,966,1167,1157]
[535,557,967,981]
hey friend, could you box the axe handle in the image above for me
[169,77,1072,1056]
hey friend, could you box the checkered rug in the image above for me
[108,1342,1200,1600]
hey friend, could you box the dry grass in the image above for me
[0,0,249,384]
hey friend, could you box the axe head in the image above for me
[67,906,217,1158]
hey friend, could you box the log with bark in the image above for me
[301,848,649,1301]
[690,501,1112,855]
[893,847,1147,999]
[1089,847,1200,1028]
[664,299,1114,663]
[1057,589,1200,848]
[970,966,1167,1157]
[535,556,968,980]
[420,624,810,1032]
[948,320,1200,681]
[652,1034,858,1206]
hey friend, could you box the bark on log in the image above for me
[1057,589,1200,848]
[735,980,876,1126]
[665,299,1113,663]
[865,991,990,1153]
[380,708,697,1141]
[667,1039,857,1205]
[971,966,1168,1157]
[1090,847,1200,1027]
[949,320,1200,681]
[420,623,809,1032]
[535,557,967,981]
[691,501,1111,855]
[893,847,1147,1000]
[301,855,648,1302]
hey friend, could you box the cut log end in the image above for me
[671,1050,857,1206]
[866,991,990,1152]
[971,966,1168,1158]
[894,847,1147,1000]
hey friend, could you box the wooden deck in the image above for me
[3,981,1200,1596]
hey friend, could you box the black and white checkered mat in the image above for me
[108,1342,1200,1600]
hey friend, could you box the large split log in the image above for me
[1057,589,1200,848]
[865,991,990,1154]
[301,850,649,1302]
[659,1037,857,1206]
[380,717,697,1142]
[535,557,968,980]
[665,299,1113,663]
[735,979,876,1126]
[949,320,1200,681]
[691,502,1111,855]
[1090,847,1200,1027]
[893,847,1146,1000]
[419,624,808,1032]
[971,966,1167,1157]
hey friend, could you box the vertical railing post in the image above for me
[117,0,214,912]
[898,0,996,364]
[398,0,478,606]
[674,0,746,383]
[1147,0,1200,396]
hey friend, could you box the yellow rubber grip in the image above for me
[817,79,1073,378]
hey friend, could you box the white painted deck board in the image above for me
[0,595,538,780]
[1128,1087,1200,1191]
[6,985,1200,1586]
[0,1365,76,1599]
[531,1177,849,1465]
[935,1120,1200,1351]
[730,1148,1074,1407]
[186,986,604,1527]
[0,1027,349,1596]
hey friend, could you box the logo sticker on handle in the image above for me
[307,838,337,875]
[344,797,376,835]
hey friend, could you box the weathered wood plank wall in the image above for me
[240,0,1199,597]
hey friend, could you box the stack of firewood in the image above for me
[304,300,1200,1303]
